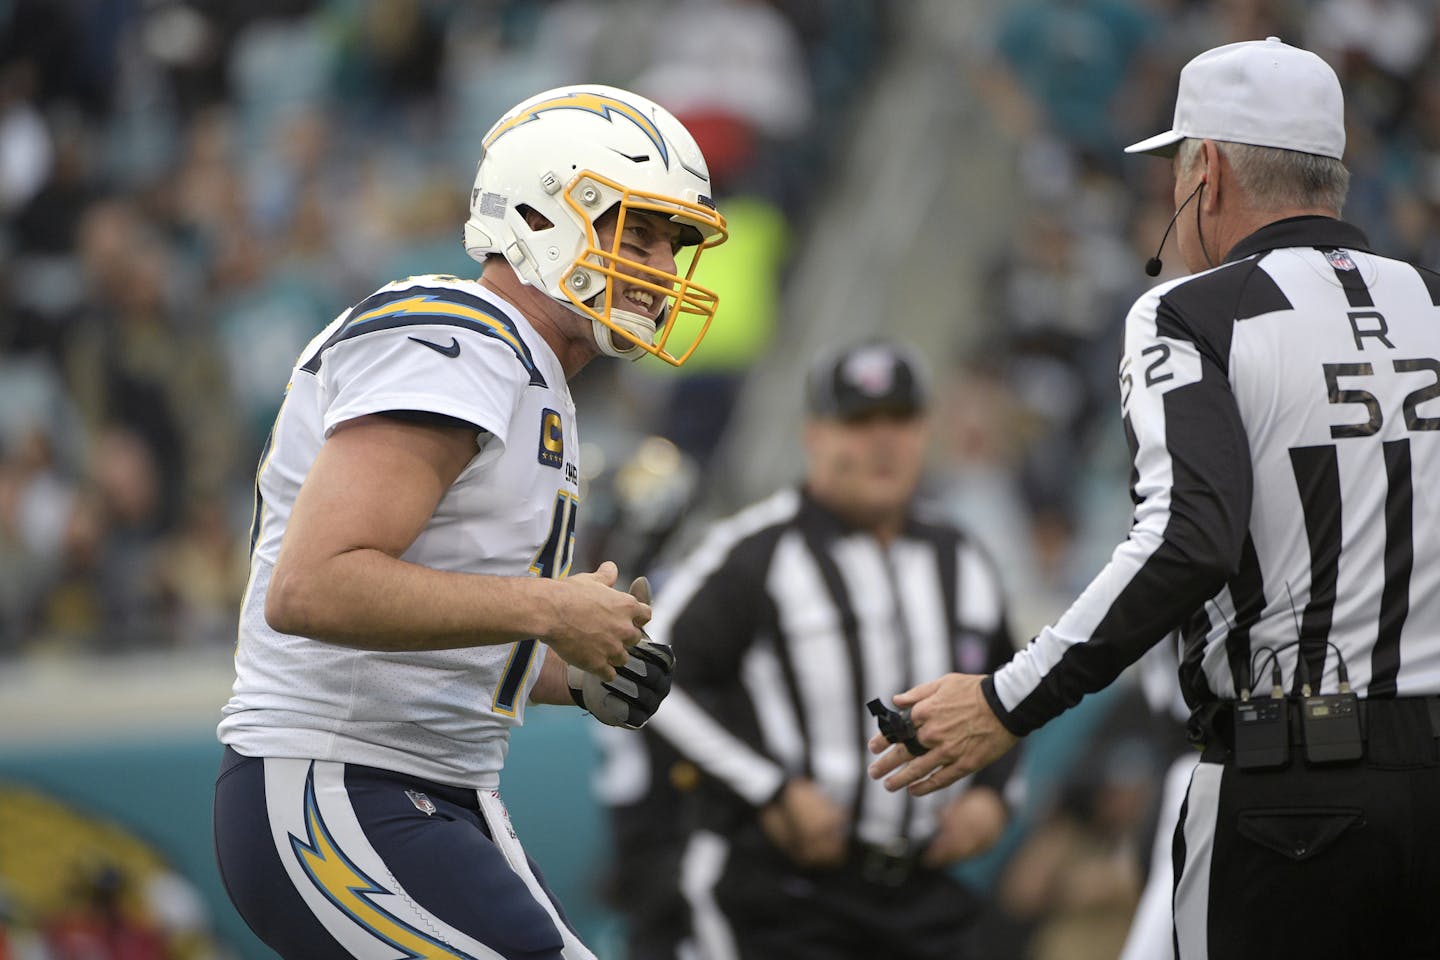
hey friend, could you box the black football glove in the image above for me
[568,639,675,729]
[567,576,675,729]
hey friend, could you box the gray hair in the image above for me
[1177,138,1350,213]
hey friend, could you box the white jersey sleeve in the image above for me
[309,277,553,444]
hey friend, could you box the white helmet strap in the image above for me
[594,307,660,360]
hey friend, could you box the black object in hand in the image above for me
[867,699,929,757]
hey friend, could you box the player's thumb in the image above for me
[591,560,618,586]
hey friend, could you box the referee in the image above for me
[648,339,1018,960]
[870,38,1440,960]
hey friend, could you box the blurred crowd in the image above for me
[0,0,885,659]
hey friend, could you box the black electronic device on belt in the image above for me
[1290,622,1364,764]
[1233,696,1290,770]
[867,699,929,757]
[1301,691,1363,763]
[1233,648,1291,770]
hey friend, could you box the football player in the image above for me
[214,85,726,960]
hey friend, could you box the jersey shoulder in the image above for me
[1126,257,1293,357]
[302,275,550,388]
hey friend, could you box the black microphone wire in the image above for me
[1145,180,1205,277]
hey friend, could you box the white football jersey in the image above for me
[218,275,581,789]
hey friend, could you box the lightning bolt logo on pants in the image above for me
[289,766,479,960]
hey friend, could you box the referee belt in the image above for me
[1190,695,1440,765]
[851,837,923,887]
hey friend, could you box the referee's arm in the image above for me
[647,549,792,809]
[872,287,1254,795]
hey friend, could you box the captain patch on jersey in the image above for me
[538,408,564,468]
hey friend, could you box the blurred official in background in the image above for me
[872,38,1440,960]
[649,339,1019,960]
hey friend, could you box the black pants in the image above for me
[681,825,982,960]
[213,747,588,959]
[1176,699,1440,959]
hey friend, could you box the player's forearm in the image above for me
[266,548,558,650]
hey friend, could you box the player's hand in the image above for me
[759,778,848,868]
[867,673,1018,796]
[549,562,651,681]
[567,576,674,728]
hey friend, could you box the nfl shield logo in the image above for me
[1325,249,1356,271]
[844,348,896,396]
[405,789,437,815]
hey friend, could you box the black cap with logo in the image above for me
[806,339,930,420]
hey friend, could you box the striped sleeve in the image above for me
[983,274,1253,735]
[647,491,798,808]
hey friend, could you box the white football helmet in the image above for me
[464,84,728,366]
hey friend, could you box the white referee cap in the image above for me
[1125,37,1345,160]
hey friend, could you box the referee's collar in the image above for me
[1225,215,1371,264]
[798,486,919,539]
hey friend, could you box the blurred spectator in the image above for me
[87,425,174,652]
[332,0,446,123]
[156,495,249,650]
[936,360,1067,636]
[0,426,83,654]
[0,61,52,217]
[980,206,1129,577]
[65,200,214,523]
[43,864,165,960]
[988,0,1158,159]
[207,212,337,462]
[998,733,1158,960]
[634,0,813,147]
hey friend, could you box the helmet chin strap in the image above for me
[593,306,663,360]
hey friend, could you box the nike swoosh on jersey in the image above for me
[408,335,462,358]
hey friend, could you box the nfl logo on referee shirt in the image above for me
[404,790,437,815]
[1325,249,1357,271]
[538,408,563,468]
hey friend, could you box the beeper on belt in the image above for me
[1300,692,1363,763]
[1233,698,1289,770]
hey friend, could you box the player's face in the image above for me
[591,207,683,323]
[805,412,929,528]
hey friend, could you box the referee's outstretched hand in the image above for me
[867,673,1017,796]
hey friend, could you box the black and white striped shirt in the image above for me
[986,216,1440,735]
[648,488,1017,848]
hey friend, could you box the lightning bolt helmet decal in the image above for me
[483,91,670,168]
